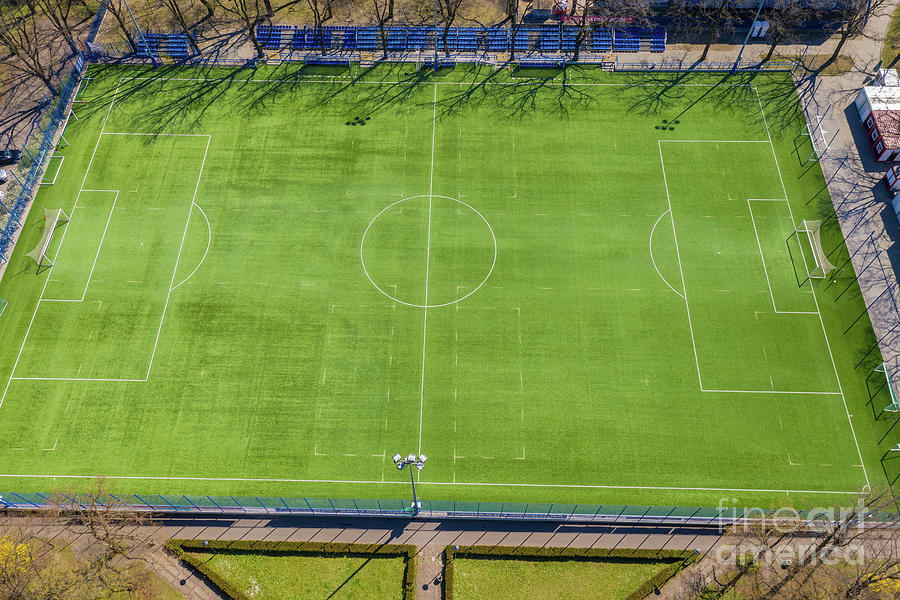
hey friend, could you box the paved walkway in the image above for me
[146,549,228,600]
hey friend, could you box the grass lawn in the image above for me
[883,5,900,66]
[0,62,895,509]
[452,557,668,600]
[186,550,407,600]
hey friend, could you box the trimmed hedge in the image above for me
[166,539,417,600]
[442,545,697,600]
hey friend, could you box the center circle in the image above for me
[360,195,497,308]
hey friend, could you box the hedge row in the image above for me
[166,539,417,600]
[442,545,697,600]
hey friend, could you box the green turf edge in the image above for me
[442,545,697,600]
[166,539,417,600]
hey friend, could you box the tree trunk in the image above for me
[698,27,714,62]
[761,38,777,64]
[818,31,850,71]
[199,0,215,22]
[107,3,137,51]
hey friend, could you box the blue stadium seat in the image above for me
[513,27,533,53]
[168,34,189,58]
[560,28,576,53]
[341,27,358,50]
[651,27,666,53]
[136,33,159,57]
[387,27,406,51]
[291,28,306,50]
[591,28,612,53]
[540,26,559,53]
[408,26,429,50]
[613,28,640,53]
[456,28,477,52]
[357,27,378,51]
[487,28,508,52]
[442,27,459,51]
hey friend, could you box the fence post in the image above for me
[231,496,246,511]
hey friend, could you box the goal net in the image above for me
[26,208,69,272]
[792,219,834,284]
[874,363,900,413]
[0,298,6,318]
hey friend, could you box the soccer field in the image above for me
[0,63,892,509]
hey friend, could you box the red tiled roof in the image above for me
[873,110,900,150]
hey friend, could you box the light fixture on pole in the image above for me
[393,452,427,515]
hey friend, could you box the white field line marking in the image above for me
[747,199,820,316]
[701,389,843,395]
[11,377,145,382]
[660,142,843,397]
[147,135,211,380]
[102,132,210,137]
[43,190,119,303]
[121,75,768,88]
[658,141,701,387]
[649,209,685,299]
[0,80,122,409]
[747,199,778,313]
[755,87,870,490]
[0,472,859,494]
[39,156,64,186]
[659,139,770,144]
[418,84,437,459]
[171,201,212,291]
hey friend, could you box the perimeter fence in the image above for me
[1,493,896,528]
[0,56,86,265]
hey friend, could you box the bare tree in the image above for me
[669,0,736,63]
[0,1,63,95]
[819,0,891,72]
[34,0,86,57]
[438,0,464,57]
[758,0,815,65]
[217,0,268,58]
[571,0,651,63]
[507,0,534,61]
[0,481,160,599]
[697,489,900,600]
[371,0,394,59]
[307,0,335,53]
[102,0,139,52]
[161,0,202,54]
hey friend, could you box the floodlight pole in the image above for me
[408,464,419,510]
[433,0,439,68]
[732,0,765,74]
[393,453,427,515]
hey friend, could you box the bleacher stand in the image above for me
[408,27,429,50]
[560,28,575,53]
[136,32,193,59]
[340,26,358,50]
[591,28,613,53]
[487,27,508,52]
[513,27,533,53]
[387,27,406,51]
[650,27,666,53]
[540,26,559,53]
[456,28,477,52]
[357,27,378,51]
[613,28,640,53]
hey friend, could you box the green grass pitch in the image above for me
[0,63,895,509]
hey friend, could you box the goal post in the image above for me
[874,363,900,413]
[26,208,69,272]
[788,219,834,286]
